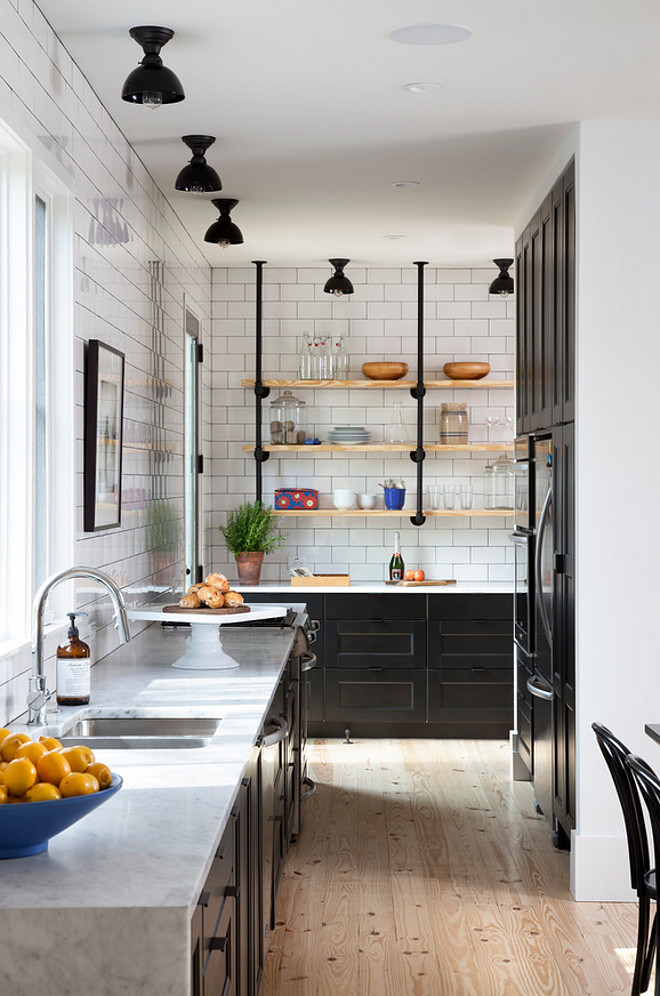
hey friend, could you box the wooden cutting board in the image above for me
[385,579,456,587]
[162,604,250,615]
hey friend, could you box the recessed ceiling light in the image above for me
[392,181,420,188]
[388,23,473,46]
[403,81,444,93]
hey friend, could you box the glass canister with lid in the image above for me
[484,453,514,508]
[269,389,307,445]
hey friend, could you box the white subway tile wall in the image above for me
[0,0,212,722]
[208,266,515,584]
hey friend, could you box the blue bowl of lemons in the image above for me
[0,730,122,858]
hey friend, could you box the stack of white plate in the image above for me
[328,425,371,445]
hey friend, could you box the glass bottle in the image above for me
[56,612,91,706]
[387,401,409,444]
[388,531,405,581]
[332,334,347,380]
[320,334,332,379]
[311,336,323,379]
[439,402,469,444]
[298,332,313,380]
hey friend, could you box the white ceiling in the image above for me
[37,0,660,267]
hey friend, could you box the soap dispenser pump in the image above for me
[56,612,91,706]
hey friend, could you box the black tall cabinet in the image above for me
[515,159,575,846]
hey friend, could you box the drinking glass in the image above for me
[442,484,456,510]
[459,485,473,510]
[486,415,500,440]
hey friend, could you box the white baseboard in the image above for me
[570,831,636,901]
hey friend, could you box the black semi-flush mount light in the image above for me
[204,198,243,247]
[323,258,354,297]
[489,258,514,297]
[175,136,222,193]
[121,26,185,109]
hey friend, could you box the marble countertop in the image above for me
[239,580,512,594]
[0,622,296,995]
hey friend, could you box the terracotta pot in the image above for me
[235,552,264,586]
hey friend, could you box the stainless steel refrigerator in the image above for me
[513,433,555,828]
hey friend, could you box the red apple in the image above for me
[404,569,414,581]
[413,569,426,581]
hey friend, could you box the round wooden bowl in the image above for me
[442,361,490,381]
[362,361,409,381]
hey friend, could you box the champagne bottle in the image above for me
[388,531,405,581]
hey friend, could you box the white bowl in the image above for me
[333,489,355,510]
[357,493,376,509]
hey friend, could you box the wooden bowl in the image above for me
[442,362,490,381]
[361,362,409,381]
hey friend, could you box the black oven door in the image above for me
[513,530,533,656]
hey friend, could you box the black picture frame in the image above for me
[84,339,125,531]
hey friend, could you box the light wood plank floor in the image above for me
[263,739,643,996]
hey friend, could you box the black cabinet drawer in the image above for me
[427,671,512,724]
[324,593,426,620]
[202,822,235,950]
[325,668,426,723]
[427,594,512,620]
[326,619,426,669]
[437,633,512,656]
[204,892,236,996]
[439,667,512,685]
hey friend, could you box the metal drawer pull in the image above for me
[198,891,210,908]
[215,845,226,860]
[526,675,554,701]
[209,935,228,952]
[301,776,316,801]
[301,651,317,672]
[307,630,317,645]
[261,716,289,747]
[471,667,487,672]
[369,666,384,672]
[225,884,240,899]
[309,619,321,632]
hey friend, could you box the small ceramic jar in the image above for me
[439,403,469,444]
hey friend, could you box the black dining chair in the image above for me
[592,723,657,995]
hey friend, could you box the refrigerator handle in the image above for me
[526,674,554,701]
[534,485,553,649]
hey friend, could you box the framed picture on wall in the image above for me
[84,339,125,531]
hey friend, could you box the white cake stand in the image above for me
[128,604,288,670]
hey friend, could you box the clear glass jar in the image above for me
[439,402,469,444]
[269,389,307,445]
[484,454,514,508]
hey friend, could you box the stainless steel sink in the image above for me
[59,716,223,750]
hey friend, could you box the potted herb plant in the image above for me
[219,500,286,585]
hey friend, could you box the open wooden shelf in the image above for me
[241,378,513,389]
[242,442,514,453]
[274,508,513,518]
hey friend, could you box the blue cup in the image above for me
[384,487,406,510]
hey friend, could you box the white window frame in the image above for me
[0,119,74,651]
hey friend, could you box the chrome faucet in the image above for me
[28,566,131,725]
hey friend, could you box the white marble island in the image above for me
[0,621,297,996]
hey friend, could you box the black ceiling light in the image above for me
[121,26,185,109]
[489,258,514,297]
[323,258,354,297]
[204,198,243,247]
[175,136,222,193]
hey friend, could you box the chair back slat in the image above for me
[592,723,651,894]
[626,753,660,883]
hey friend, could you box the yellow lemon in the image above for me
[0,728,13,747]
[86,762,113,790]
[37,749,71,786]
[1,732,31,762]
[59,772,99,797]
[25,782,62,802]
[59,745,95,773]
[0,786,7,804]
[38,736,62,751]
[3,757,38,796]
[15,741,48,765]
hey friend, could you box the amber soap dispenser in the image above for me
[56,612,91,706]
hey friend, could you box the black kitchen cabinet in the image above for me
[427,594,513,737]
[247,591,512,737]
[192,818,237,996]
[516,159,575,434]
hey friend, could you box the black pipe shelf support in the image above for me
[409,261,428,527]
[252,261,269,503]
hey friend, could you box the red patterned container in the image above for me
[274,488,319,510]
